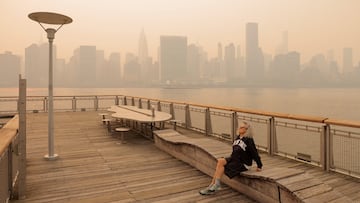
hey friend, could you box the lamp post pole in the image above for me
[45,28,57,160]
[28,12,72,161]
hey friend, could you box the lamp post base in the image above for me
[44,154,59,161]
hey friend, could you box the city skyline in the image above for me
[2,29,359,88]
[1,0,360,64]
[3,25,360,73]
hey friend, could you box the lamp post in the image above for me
[28,12,72,160]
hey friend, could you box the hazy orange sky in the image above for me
[1,0,360,64]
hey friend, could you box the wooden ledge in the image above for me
[153,129,351,203]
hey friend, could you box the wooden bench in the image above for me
[153,129,352,203]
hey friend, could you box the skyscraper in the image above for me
[187,44,200,82]
[70,46,96,87]
[224,43,236,82]
[217,43,223,61]
[343,48,353,74]
[123,53,140,83]
[0,51,21,87]
[108,52,121,85]
[159,36,187,84]
[25,43,56,87]
[245,22,264,82]
[138,29,149,80]
[276,31,288,55]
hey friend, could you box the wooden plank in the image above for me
[294,183,332,199]
[244,167,304,181]
[285,178,323,192]
[304,190,353,203]
[277,173,313,185]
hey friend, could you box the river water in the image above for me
[1,87,360,121]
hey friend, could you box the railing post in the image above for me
[72,96,76,112]
[205,107,212,136]
[115,96,119,105]
[138,98,142,108]
[147,100,151,110]
[131,97,135,106]
[268,117,277,155]
[169,103,175,119]
[321,124,331,171]
[231,112,238,142]
[44,97,48,112]
[16,76,26,199]
[156,101,161,111]
[8,145,13,200]
[94,96,98,111]
[123,96,127,105]
[185,104,191,129]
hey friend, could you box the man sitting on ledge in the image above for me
[200,121,263,195]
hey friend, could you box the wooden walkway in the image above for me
[10,112,257,203]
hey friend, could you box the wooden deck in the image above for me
[10,111,257,203]
[153,129,356,202]
[171,129,360,202]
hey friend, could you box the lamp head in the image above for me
[28,12,72,25]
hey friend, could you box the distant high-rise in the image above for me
[236,44,245,78]
[245,22,264,81]
[217,42,225,80]
[224,43,236,82]
[96,50,106,85]
[54,58,66,86]
[217,43,223,61]
[187,44,200,82]
[0,51,21,87]
[25,43,56,87]
[268,51,300,86]
[70,46,96,87]
[96,52,122,86]
[159,36,187,83]
[123,53,140,83]
[138,29,149,80]
[276,31,288,55]
[108,52,121,83]
[342,48,353,74]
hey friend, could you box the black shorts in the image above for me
[224,157,248,179]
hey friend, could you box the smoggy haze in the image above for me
[1,0,360,63]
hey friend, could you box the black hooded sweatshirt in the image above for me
[230,136,263,169]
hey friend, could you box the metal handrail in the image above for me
[0,115,20,203]
[1,94,359,179]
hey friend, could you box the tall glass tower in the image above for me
[159,36,187,84]
[245,22,264,82]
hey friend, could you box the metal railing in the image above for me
[0,115,21,203]
[0,77,26,202]
[1,94,360,179]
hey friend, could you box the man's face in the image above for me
[239,125,247,135]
